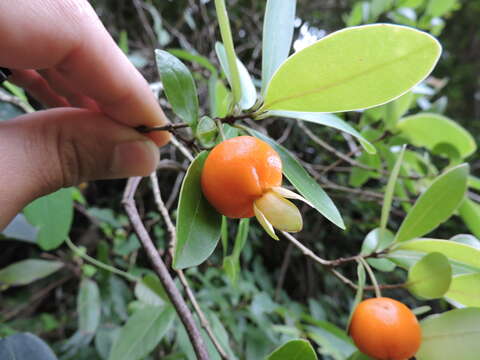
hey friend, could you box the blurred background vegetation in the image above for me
[0,0,479,359]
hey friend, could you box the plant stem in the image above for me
[359,257,381,298]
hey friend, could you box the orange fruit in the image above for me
[349,297,421,360]
[201,136,282,218]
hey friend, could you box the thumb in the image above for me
[0,108,160,228]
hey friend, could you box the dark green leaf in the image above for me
[155,50,199,129]
[174,151,222,269]
[24,188,73,250]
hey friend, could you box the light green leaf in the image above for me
[395,164,469,242]
[155,50,199,129]
[261,0,296,94]
[24,188,73,250]
[306,322,356,360]
[245,127,344,229]
[261,24,441,113]
[468,176,480,191]
[174,152,222,269]
[425,0,458,17]
[215,42,256,110]
[444,273,480,307]
[458,199,480,239]
[397,113,476,159]
[209,77,230,118]
[407,252,452,299]
[223,218,250,284]
[266,339,317,360]
[196,116,218,148]
[390,238,480,274]
[168,49,218,75]
[134,274,169,307]
[266,110,375,154]
[361,228,395,255]
[380,146,406,230]
[417,308,480,360]
[450,234,480,249]
[108,306,175,360]
[0,259,63,286]
[347,351,374,360]
[78,278,101,334]
[214,0,241,104]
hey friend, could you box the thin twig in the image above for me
[122,177,209,360]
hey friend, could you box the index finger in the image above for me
[0,0,169,146]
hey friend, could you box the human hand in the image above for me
[0,0,170,229]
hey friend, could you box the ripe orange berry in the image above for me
[201,136,304,238]
[201,136,282,218]
[349,297,421,360]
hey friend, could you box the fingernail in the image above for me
[111,140,159,178]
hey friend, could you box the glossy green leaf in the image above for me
[215,42,256,110]
[245,127,344,229]
[155,50,199,129]
[407,252,452,299]
[390,238,480,274]
[214,0,241,104]
[380,145,406,230]
[174,152,222,269]
[24,188,73,250]
[134,274,169,306]
[108,306,175,360]
[266,339,317,360]
[361,228,395,255]
[458,199,480,239]
[417,308,480,360]
[444,273,480,307]
[0,259,63,286]
[0,333,58,360]
[261,24,441,113]
[397,113,476,159]
[395,164,469,242]
[266,110,375,154]
[78,278,101,334]
[261,0,296,94]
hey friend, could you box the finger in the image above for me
[0,0,170,146]
[0,108,159,230]
[38,69,100,111]
[10,69,70,108]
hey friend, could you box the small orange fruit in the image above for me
[201,136,306,238]
[349,297,421,360]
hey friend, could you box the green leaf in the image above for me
[223,218,250,284]
[425,0,458,17]
[390,238,480,274]
[395,164,469,242]
[0,259,63,286]
[77,278,101,334]
[261,0,296,94]
[134,274,169,307]
[266,110,375,154]
[458,199,480,239]
[95,326,121,360]
[468,176,480,191]
[155,50,199,129]
[214,0,241,104]
[174,152,222,269]
[24,188,73,250]
[108,306,175,360]
[245,127,344,229]
[417,308,480,360]
[367,258,396,272]
[407,252,452,299]
[209,78,230,118]
[306,322,356,360]
[0,333,58,360]
[261,24,441,113]
[266,339,317,360]
[196,116,218,148]
[450,234,480,249]
[361,228,395,255]
[380,146,406,230]
[215,42,256,110]
[397,113,476,159]
[347,351,374,360]
[444,273,480,307]
[167,49,218,75]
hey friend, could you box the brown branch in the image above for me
[122,177,210,360]
[149,172,229,360]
